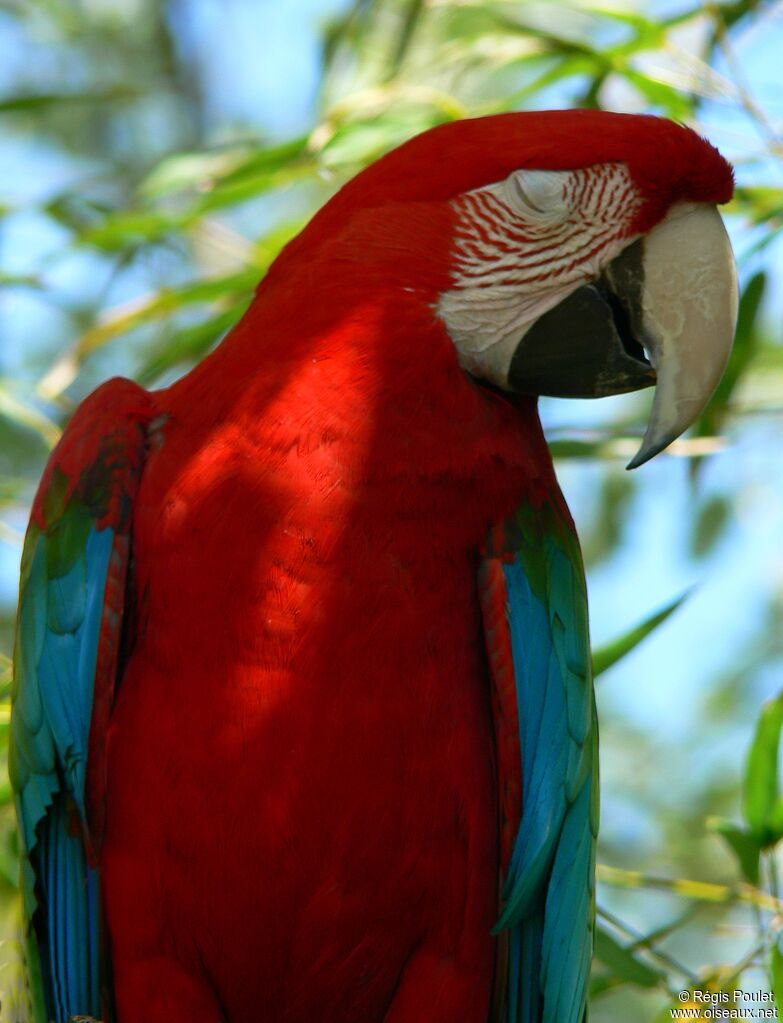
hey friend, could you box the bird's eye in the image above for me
[508,169,570,219]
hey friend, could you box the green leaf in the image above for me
[136,305,247,386]
[690,495,730,559]
[138,147,257,199]
[592,592,689,677]
[772,939,783,1018]
[732,187,783,226]
[192,161,315,216]
[319,100,459,171]
[743,692,783,844]
[581,470,633,566]
[0,85,138,113]
[593,924,663,989]
[139,137,311,203]
[707,818,761,885]
[74,268,260,358]
[0,382,61,449]
[614,66,694,119]
[79,209,187,252]
[0,272,43,290]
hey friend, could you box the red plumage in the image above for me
[23,111,732,1021]
[103,275,556,1019]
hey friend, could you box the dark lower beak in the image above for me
[508,240,655,399]
[507,202,738,469]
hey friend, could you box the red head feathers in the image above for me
[271,109,734,283]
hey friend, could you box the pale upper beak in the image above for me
[508,202,738,469]
[625,203,738,468]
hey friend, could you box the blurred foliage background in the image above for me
[0,0,782,1019]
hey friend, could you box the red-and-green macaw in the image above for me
[10,110,737,1023]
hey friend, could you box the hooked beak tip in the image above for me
[626,438,668,471]
[626,422,677,469]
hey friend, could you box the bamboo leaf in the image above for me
[690,495,731,559]
[743,692,783,845]
[612,66,694,118]
[772,939,783,1018]
[78,209,187,251]
[0,272,43,290]
[137,145,288,200]
[592,592,689,677]
[707,818,761,885]
[137,305,247,386]
[0,85,138,113]
[597,863,782,913]
[74,268,260,357]
[0,383,61,449]
[593,924,664,989]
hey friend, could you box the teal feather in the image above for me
[47,561,86,634]
[518,903,543,1023]
[540,779,594,1020]
[481,500,597,1023]
[11,517,114,1021]
[10,377,153,1022]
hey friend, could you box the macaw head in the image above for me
[270,110,737,468]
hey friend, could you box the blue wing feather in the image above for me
[13,522,114,1020]
[9,376,154,1022]
[481,504,597,1023]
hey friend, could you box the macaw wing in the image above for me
[9,378,155,1023]
[480,494,598,1023]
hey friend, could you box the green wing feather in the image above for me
[481,496,598,1023]
[8,378,155,1022]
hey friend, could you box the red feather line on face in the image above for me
[450,163,641,290]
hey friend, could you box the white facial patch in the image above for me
[437,163,643,387]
